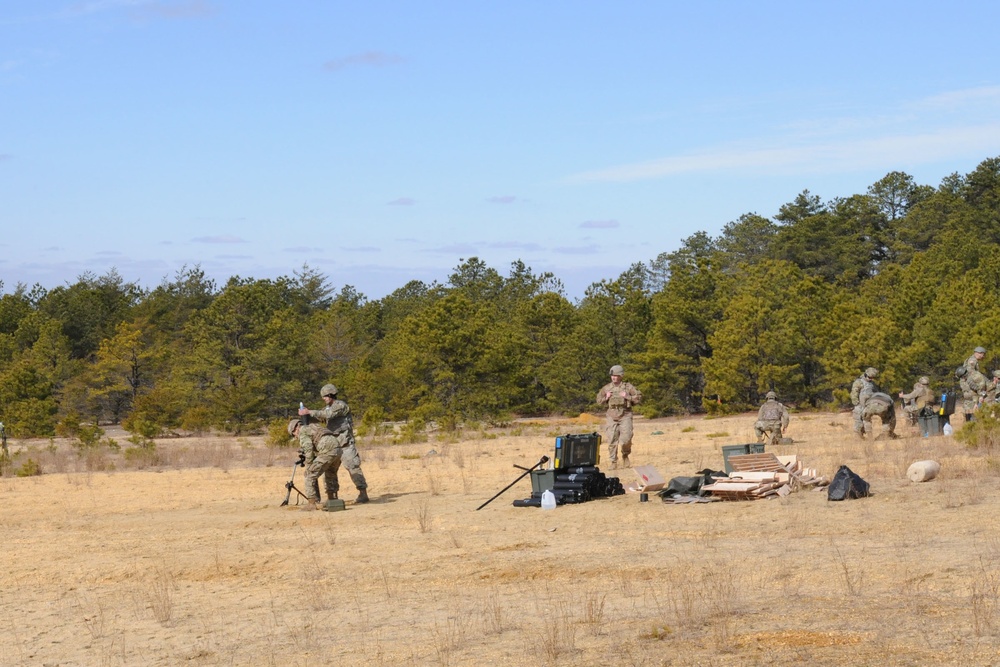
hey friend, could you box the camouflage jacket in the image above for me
[850,376,874,406]
[306,399,355,438]
[968,369,988,394]
[901,383,934,409]
[297,423,340,462]
[965,354,981,374]
[857,380,882,406]
[596,381,642,421]
[756,399,790,429]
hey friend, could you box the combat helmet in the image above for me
[320,383,338,398]
[865,367,878,379]
[919,376,930,385]
[287,419,301,436]
[609,365,624,376]
[956,366,969,379]
[975,346,987,354]
[765,391,777,400]
[993,370,1000,379]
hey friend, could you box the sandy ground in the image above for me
[2,410,1000,666]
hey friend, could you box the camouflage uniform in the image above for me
[965,348,985,374]
[861,392,897,438]
[899,378,934,424]
[964,369,988,417]
[754,394,789,445]
[295,422,344,505]
[596,365,642,467]
[305,397,368,499]
[850,371,877,436]
[985,371,1000,406]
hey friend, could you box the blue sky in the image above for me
[3,1,1000,300]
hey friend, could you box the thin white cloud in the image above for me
[568,122,1000,183]
[324,52,404,72]
[343,246,381,252]
[425,243,478,254]
[485,241,542,251]
[388,197,415,206]
[192,235,246,244]
[580,220,619,229]
[918,85,1000,111]
[552,245,600,255]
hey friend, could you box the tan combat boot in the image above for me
[301,500,319,511]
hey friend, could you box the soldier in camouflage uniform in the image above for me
[958,365,988,423]
[860,391,897,439]
[596,364,642,469]
[287,419,344,511]
[899,376,934,426]
[850,368,879,438]
[985,370,1000,406]
[298,383,369,503]
[965,346,986,374]
[754,391,790,446]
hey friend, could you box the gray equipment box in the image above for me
[721,443,766,474]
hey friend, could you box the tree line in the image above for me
[3,157,1000,438]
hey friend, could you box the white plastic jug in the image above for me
[943,422,953,436]
[540,489,556,510]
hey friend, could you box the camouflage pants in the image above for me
[336,441,368,493]
[304,447,344,502]
[862,405,896,436]
[754,420,782,443]
[605,413,634,463]
[852,404,864,434]
[962,391,977,414]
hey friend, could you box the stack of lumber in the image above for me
[701,453,827,501]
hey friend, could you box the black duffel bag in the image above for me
[827,465,870,501]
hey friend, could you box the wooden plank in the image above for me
[703,482,761,492]
[728,471,777,481]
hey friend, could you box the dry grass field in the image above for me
[2,409,1000,666]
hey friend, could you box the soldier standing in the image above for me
[596,365,642,469]
[899,376,934,425]
[754,391,790,446]
[965,346,986,374]
[299,383,370,503]
[287,419,344,511]
[850,368,879,438]
[958,366,988,424]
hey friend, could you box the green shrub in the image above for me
[266,418,296,449]
[16,458,42,477]
[395,418,428,444]
[956,406,1000,452]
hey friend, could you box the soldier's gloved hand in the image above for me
[296,452,306,466]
